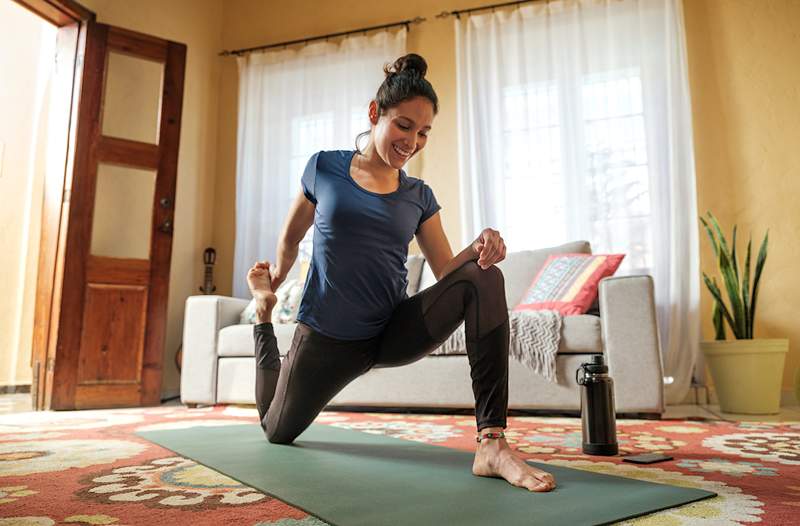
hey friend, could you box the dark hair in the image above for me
[355,53,439,153]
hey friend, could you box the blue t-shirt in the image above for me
[296,149,441,340]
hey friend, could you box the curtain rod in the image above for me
[435,0,543,20]
[219,16,426,57]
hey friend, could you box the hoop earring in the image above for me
[355,130,370,154]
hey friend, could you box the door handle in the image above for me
[158,219,173,234]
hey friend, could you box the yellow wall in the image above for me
[0,2,55,387]
[78,0,225,397]
[684,0,800,392]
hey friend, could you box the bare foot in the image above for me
[246,261,278,323]
[473,430,556,492]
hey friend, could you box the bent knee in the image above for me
[265,428,295,445]
[457,260,505,290]
[263,417,297,444]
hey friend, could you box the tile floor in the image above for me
[2,391,799,422]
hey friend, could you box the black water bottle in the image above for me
[576,355,618,456]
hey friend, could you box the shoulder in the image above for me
[404,175,436,197]
[314,149,353,171]
[404,174,428,188]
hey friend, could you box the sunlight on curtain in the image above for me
[455,0,699,404]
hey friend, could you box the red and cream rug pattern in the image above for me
[1,405,799,525]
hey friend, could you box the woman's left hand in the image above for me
[471,228,506,270]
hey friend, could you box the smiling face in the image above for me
[369,96,435,170]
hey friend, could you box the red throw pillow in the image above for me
[513,253,625,315]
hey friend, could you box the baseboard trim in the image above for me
[676,385,706,405]
[695,385,798,408]
[161,388,180,403]
[673,385,798,408]
[0,384,31,394]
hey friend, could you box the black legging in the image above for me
[254,260,510,444]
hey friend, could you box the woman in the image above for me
[246,53,556,492]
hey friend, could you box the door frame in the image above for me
[12,0,94,26]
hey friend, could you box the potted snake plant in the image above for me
[699,212,788,414]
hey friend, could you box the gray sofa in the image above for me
[180,241,665,416]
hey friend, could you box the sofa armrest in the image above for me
[180,295,250,405]
[599,275,665,413]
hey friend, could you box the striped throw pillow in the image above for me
[513,253,625,315]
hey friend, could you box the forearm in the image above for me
[274,237,299,279]
[437,243,479,280]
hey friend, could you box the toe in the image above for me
[523,471,555,492]
[536,473,555,486]
[524,477,551,492]
[526,465,555,485]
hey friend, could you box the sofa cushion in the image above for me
[514,253,625,315]
[218,322,298,357]
[497,241,592,306]
[405,254,425,296]
[418,240,592,307]
[418,260,437,292]
[558,314,602,354]
[428,313,601,356]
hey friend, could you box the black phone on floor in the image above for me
[622,453,673,464]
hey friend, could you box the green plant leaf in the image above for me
[703,272,737,336]
[731,224,739,282]
[742,237,752,338]
[717,241,745,338]
[707,212,745,336]
[708,212,731,262]
[750,230,769,338]
[712,290,726,340]
[699,215,719,258]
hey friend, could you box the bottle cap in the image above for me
[585,354,608,374]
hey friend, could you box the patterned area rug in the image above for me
[1,405,798,525]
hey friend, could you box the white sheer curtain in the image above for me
[455,0,699,404]
[233,30,406,299]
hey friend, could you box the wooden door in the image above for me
[31,19,186,410]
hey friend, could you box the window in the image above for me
[583,70,651,273]
[501,68,651,274]
[502,82,564,250]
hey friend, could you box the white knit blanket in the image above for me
[431,310,563,383]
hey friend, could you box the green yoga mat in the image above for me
[137,423,715,526]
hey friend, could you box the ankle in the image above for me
[479,426,504,434]
[476,426,507,447]
[255,306,273,324]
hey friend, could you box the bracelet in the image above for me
[476,431,505,442]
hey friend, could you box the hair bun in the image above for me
[384,53,428,79]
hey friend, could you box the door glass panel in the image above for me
[90,163,156,259]
[101,51,163,144]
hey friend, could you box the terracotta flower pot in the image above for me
[701,339,788,414]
